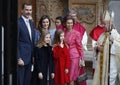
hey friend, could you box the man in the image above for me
[69,10,88,51]
[92,10,120,85]
[18,2,35,85]
[89,16,106,75]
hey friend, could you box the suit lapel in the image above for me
[20,17,31,41]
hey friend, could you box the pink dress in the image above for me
[65,29,86,85]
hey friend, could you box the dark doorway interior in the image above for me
[0,0,18,85]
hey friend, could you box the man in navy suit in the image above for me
[18,2,35,85]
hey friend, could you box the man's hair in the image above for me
[22,2,32,9]
[69,10,77,15]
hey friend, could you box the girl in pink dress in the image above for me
[63,15,86,85]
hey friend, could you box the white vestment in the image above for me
[93,29,120,85]
[82,31,88,51]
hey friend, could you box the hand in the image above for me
[94,45,98,50]
[65,69,69,74]
[51,73,55,79]
[38,72,43,79]
[79,59,82,67]
[79,59,85,67]
[109,35,114,42]
[97,45,103,52]
[18,58,24,66]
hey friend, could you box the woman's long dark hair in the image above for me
[38,15,51,32]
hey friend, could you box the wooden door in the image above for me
[18,0,36,27]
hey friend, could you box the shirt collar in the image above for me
[22,16,29,22]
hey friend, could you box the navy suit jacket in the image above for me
[18,17,35,65]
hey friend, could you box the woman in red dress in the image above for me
[52,30,70,85]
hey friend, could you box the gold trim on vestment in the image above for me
[100,33,108,85]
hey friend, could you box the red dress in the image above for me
[53,44,70,84]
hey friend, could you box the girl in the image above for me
[52,30,70,85]
[63,15,86,85]
[49,16,64,44]
[32,30,55,85]
[53,30,70,85]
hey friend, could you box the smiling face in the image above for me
[66,19,74,31]
[44,34,51,44]
[42,18,50,30]
[22,5,32,19]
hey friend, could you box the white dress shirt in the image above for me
[22,16,32,41]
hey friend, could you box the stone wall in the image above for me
[35,0,109,45]
[36,0,68,28]
[69,0,105,44]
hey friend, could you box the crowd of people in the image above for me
[17,2,120,85]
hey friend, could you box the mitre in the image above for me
[103,10,111,21]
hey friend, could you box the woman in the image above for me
[64,15,86,85]
[34,15,51,45]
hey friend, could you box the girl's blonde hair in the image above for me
[36,30,51,48]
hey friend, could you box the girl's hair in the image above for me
[56,16,63,23]
[63,15,75,28]
[38,15,51,32]
[36,30,51,48]
[53,30,65,44]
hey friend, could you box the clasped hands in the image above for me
[38,72,55,80]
